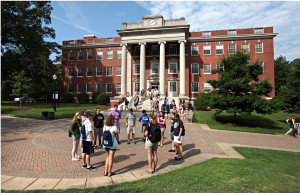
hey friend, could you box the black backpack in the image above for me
[179,120,185,136]
[102,127,113,147]
[148,123,161,143]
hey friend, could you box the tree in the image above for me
[77,93,89,104]
[10,70,32,107]
[194,93,212,110]
[207,51,274,120]
[1,80,14,101]
[271,86,297,113]
[274,56,290,95]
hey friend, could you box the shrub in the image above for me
[77,92,89,104]
[62,93,74,103]
[1,80,14,101]
[97,92,110,105]
[194,93,212,111]
[92,92,101,104]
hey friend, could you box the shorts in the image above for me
[160,127,166,132]
[134,103,138,107]
[115,125,120,133]
[125,105,128,109]
[105,148,117,152]
[82,141,94,155]
[94,127,103,140]
[174,135,183,144]
[171,132,174,140]
[156,109,159,113]
[289,125,295,129]
[72,134,80,141]
[142,125,146,134]
[80,135,83,146]
[127,126,136,134]
[145,139,158,150]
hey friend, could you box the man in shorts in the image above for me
[93,108,104,147]
[108,104,121,144]
[125,108,136,144]
[124,98,129,111]
[139,110,149,143]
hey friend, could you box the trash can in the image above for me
[48,112,54,119]
[42,111,48,119]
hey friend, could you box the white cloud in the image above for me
[137,1,300,61]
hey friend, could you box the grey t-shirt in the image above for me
[126,113,136,127]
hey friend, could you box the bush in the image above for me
[1,80,14,101]
[92,92,101,104]
[62,93,74,103]
[97,92,110,105]
[77,92,89,104]
[194,93,212,111]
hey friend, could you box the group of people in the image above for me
[69,105,185,176]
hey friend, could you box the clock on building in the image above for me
[149,19,156,26]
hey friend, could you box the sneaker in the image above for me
[86,166,97,171]
[168,149,176,152]
[127,140,130,144]
[174,157,182,161]
[94,144,97,147]
[76,156,82,159]
[72,158,79,161]
[82,163,87,168]
[133,140,136,144]
[118,141,121,145]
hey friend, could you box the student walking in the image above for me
[158,112,166,146]
[173,113,184,161]
[285,115,298,138]
[103,115,119,177]
[82,111,97,170]
[134,95,139,111]
[126,108,137,144]
[124,98,129,111]
[70,113,81,161]
[168,114,176,152]
[108,105,121,144]
[139,110,149,143]
[93,108,104,147]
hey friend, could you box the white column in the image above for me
[126,46,132,96]
[179,40,187,97]
[139,42,146,92]
[120,43,127,97]
[159,41,166,98]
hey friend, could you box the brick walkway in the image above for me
[1,114,300,190]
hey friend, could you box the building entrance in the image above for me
[150,83,159,90]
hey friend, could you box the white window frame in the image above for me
[116,66,121,76]
[116,83,121,93]
[107,50,113,59]
[216,44,224,55]
[134,61,140,75]
[106,83,112,94]
[77,84,83,93]
[107,38,113,42]
[228,30,237,35]
[97,50,103,60]
[191,63,199,75]
[106,66,113,76]
[259,61,265,73]
[77,67,83,77]
[117,49,122,59]
[204,82,212,93]
[87,50,93,60]
[254,28,264,34]
[202,31,211,37]
[203,44,211,55]
[203,63,211,74]
[151,63,159,75]
[68,68,74,77]
[169,44,177,55]
[69,41,75,45]
[191,82,199,93]
[216,63,224,71]
[68,52,74,61]
[86,67,93,77]
[134,82,140,93]
[168,59,178,74]
[96,67,102,77]
[169,81,178,93]
[87,39,93,44]
[78,51,83,61]
[255,42,263,53]
[191,45,199,56]
[229,43,236,54]
[68,84,73,93]
[96,83,102,92]
[86,83,92,93]
[242,42,250,54]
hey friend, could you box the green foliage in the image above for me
[1,80,14,101]
[271,86,299,113]
[92,92,101,104]
[274,56,290,95]
[194,93,212,110]
[207,51,274,119]
[10,70,32,107]
[97,93,110,105]
[77,92,89,104]
[62,93,74,103]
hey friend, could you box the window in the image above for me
[191,45,199,56]
[87,50,93,60]
[86,67,93,77]
[169,44,177,55]
[216,63,224,71]
[87,39,93,44]
[242,42,250,53]
[229,43,236,54]
[134,46,140,56]
[68,52,74,61]
[106,66,112,76]
[151,63,159,74]
[203,31,211,37]
[169,63,177,74]
[68,68,74,77]
[69,41,75,45]
[203,44,211,55]
[204,63,211,74]
[107,38,113,42]
[191,63,199,74]
[169,82,177,93]
[96,67,102,77]
[117,49,122,59]
[106,83,112,93]
[204,82,212,92]
[152,45,159,56]
[86,84,92,93]
[96,83,102,92]
[134,83,140,93]
[107,50,113,59]
[68,84,73,93]
[77,67,83,77]
[116,66,121,76]
[191,82,199,93]
[78,51,83,61]
[254,28,263,34]
[77,84,83,93]
[116,83,121,93]
[228,30,237,35]
[97,50,103,60]
[134,62,140,75]
[216,44,224,55]
[259,61,265,73]
[255,42,263,53]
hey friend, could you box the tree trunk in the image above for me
[19,101,22,108]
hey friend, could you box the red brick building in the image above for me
[61,15,277,106]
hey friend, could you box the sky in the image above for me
[48,1,300,61]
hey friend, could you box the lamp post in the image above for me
[53,74,57,112]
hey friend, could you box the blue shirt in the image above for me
[139,114,149,125]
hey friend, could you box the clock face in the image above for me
[149,19,156,26]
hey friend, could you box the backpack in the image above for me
[180,120,185,136]
[80,125,86,140]
[182,105,186,111]
[102,126,113,147]
[148,123,161,143]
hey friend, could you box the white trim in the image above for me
[228,43,236,54]
[116,49,122,59]
[191,45,199,56]
[67,84,73,93]
[68,52,74,61]
[116,66,121,76]
[77,51,84,61]
[77,67,83,77]
[216,44,224,55]
[96,83,102,92]
[204,82,212,93]
[86,67,93,77]
[191,63,199,75]
[96,67,103,77]
[255,42,263,53]
[168,58,178,74]
[68,68,74,77]
[134,82,140,93]
[106,66,113,77]
[77,84,83,94]
[134,60,140,75]
[191,82,199,93]
[203,44,211,55]
[87,50,93,60]
[150,61,159,75]
[203,63,211,74]
[107,49,113,59]
[168,81,178,93]
[106,83,112,94]
[96,50,103,60]
[86,83,92,94]
[116,83,121,93]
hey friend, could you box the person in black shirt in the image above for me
[124,98,129,111]
[93,108,105,147]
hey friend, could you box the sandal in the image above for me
[104,171,108,176]
[108,172,116,177]
[146,170,153,174]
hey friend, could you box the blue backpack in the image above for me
[102,127,113,147]
[80,125,87,140]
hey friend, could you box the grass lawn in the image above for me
[1,102,109,120]
[2,147,300,193]
[193,110,300,134]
